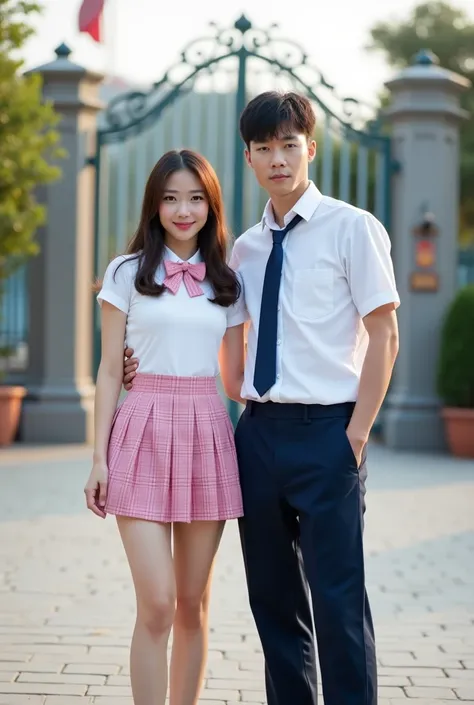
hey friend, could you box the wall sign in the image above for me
[410,212,439,292]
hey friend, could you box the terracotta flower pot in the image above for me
[441,407,474,459]
[0,385,26,446]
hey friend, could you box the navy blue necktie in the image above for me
[253,214,303,397]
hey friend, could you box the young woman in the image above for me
[84,149,247,705]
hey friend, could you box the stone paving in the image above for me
[0,441,473,704]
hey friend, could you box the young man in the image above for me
[123,92,400,705]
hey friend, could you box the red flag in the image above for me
[78,0,105,43]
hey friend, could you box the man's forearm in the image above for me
[348,329,399,442]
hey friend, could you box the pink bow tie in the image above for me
[163,260,206,297]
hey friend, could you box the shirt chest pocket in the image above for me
[292,268,334,321]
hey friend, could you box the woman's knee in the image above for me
[175,591,210,630]
[138,592,176,636]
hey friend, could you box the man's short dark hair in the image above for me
[239,91,316,149]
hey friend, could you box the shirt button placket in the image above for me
[274,300,282,400]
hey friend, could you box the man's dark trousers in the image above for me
[235,400,377,705]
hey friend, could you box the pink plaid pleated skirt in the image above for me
[105,374,243,523]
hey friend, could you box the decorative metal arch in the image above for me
[99,14,382,140]
[95,14,391,242]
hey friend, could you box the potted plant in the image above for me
[0,343,26,446]
[0,0,63,444]
[437,284,474,458]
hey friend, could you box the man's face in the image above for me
[245,128,316,197]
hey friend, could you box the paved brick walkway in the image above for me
[0,442,473,704]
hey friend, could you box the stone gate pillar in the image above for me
[383,50,471,451]
[21,44,103,443]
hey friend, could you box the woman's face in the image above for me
[159,168,209,252]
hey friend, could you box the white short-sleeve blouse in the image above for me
[97,246,248,377]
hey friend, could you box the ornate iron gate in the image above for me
[92,14,392,383]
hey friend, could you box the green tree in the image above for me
[0,0,62,286]
[367,1,474,245]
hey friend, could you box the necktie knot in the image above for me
[271,214,303,245]
[272,230,286,245]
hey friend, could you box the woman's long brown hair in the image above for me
[114,149,240,307]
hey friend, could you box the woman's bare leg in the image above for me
[117,517,175,705]
[169,520,225,705]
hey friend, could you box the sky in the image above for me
[22,0,474,103]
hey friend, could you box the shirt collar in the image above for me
[164,245,203,264]
[261,181,323,231]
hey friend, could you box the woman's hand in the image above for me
[84,461,108,519]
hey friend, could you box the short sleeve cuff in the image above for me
[97,290,128,314]
[226,310,249,328]
[357,291,400,318]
